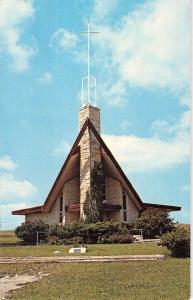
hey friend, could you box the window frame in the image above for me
[59,192,64,224]
[122,189,128,223]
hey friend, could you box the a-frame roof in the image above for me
[12,118,181,215]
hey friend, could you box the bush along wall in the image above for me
[135,208,175,239]
[15,220,49,244]
[15,221,133,245]
[159,227,190,257]
[48,221,133,245]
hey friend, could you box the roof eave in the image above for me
[12,205,43,215]
[143,202,181,212]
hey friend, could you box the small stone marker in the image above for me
[53,251,62,256]
[68,247,87,254]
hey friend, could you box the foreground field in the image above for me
[0,242,168,257]
[0,258,190,300]
[0,232,190,300]
[0,231,21,243]
[0,231,190,299]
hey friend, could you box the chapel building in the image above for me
[12,104,181,224]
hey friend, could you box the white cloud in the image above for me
[121,120,130,130]
[0,0,36,72]
[0,156,17,171]
[49,28,78,51]
[151,110,190,137]
[38,72,53,84]
[102,111,190,173]
[99,80,127,107]
[179,97,190,107]
[91,0,189,104]
[0,203,28,211]
[0,203,27,229]
[103,133,189,173]
[92,0,118,21]
[0,174,38,200]
[182,185,190,192]
[53,141,71,157]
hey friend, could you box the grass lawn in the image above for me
[0,242,168,257]
[0,231,21,243]
[1,259,189,300]
[0,236,190,299]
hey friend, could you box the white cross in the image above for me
[81,19,99,105]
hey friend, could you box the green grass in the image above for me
[0,230,21,243]
[0,242,168,257]
[0,242,189,299]
[2,259,189,300]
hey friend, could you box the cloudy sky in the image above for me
[0,0,190,229]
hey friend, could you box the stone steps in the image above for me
[0,255,165,264]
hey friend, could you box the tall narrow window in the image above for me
[122,189,128,223]
[59,192,63,224]
[102,179,106,203]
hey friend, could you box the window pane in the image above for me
[123,211,127,222]
[60,194,63,211]
[123,198,127,210]
[59,212,63,223]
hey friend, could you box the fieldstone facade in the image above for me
[79,105,101,221]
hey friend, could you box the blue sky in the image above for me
[0,0,190,229]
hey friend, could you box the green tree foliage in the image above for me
[83,191,99,223]
[15,220,49,244]
[48,221,132,244]
[160,227,190,257]
[135,208,174,239]
[83,161,105,223]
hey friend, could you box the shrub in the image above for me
[98,233,134,244]
[135,209,174,239]
[159,227,190,257]
[48,221,132,244]
[15,220,49,244]
[64,236,84,246]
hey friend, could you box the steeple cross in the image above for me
[81,19,99,106]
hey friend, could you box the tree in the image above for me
[90,161,104,220]
[83,191,99,223]
[15,220,49,244]
[83,161,105,223]
[160,227,190,257]
[135,208,174,239]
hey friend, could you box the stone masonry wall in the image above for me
[26,196,60,225]
[79,105,101,221]
[79,105,100,133]
[26,177,80,225]
[106,176,122,221]
[127,196,139,223]
[64,177,80,224]
[105,176,139,223]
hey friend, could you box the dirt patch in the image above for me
[0,271,49,299]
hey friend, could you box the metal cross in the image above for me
[81,19,99,104]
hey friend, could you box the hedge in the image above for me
[159,227,190,257]
[48,221,132,244]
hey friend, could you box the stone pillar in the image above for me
[79,105,101,221]
[79,104,100,133]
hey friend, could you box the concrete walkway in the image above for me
[0,255,165,264]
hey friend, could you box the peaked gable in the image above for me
[12,117,181,215]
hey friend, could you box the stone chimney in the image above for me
[79,105,101,221]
